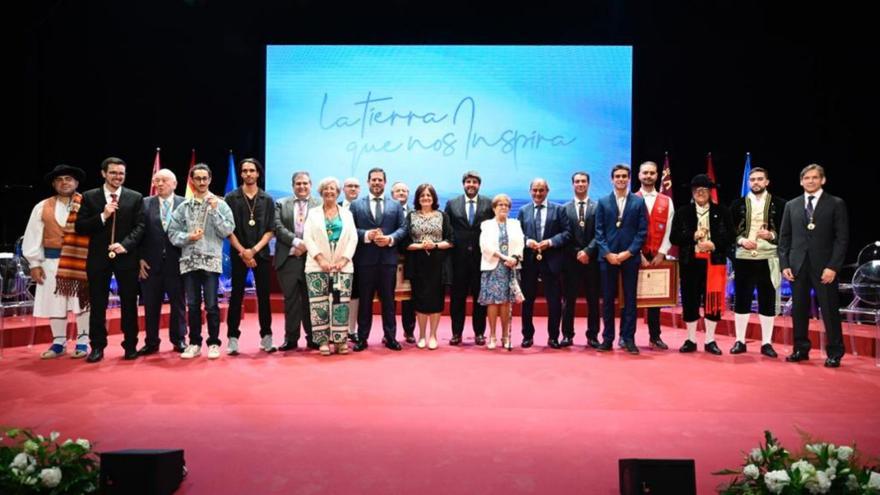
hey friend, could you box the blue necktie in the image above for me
[535,205,544,242]
[467,200,475,226]
[806,195,815,220]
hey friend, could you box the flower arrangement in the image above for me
[716,430,880,494]
[0,428,99,494]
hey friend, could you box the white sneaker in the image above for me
[207,345,221,359]
[180,344,201,359]
[227,337,239,355]
[260,335,277,353]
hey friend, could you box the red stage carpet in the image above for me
[2,314,879,494]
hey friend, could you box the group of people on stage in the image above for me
[22,157,849,367]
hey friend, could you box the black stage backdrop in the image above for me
[11,1,877,263]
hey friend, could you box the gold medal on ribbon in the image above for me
[807,222,816,230]
[108,251,116,259]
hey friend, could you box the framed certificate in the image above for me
[617,260,679,308]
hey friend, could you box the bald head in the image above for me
[152,168,178,198]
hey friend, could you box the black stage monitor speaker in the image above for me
[100,449,185,495]
[619,458,696,495]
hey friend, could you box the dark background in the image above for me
[11,0,877,262]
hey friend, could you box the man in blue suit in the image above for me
[138,168,187,355]
[594,164,648,354]
[517,178,571,348]
[349,167,409,351]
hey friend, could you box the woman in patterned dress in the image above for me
[478,194,524,350]
[303,177,358,356]
[404,183,453,349]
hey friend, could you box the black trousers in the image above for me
[733,258,776,316]
[680,258,722,323]
[227,255,273,339]
[521,262,562,340]
[449,252,486,337]
[276,256,313,344]
[140,263,186,348]
[87,265,139,351]
[791,255,844,358]
[357,264,398,342]
[401,300,415,334]
[561,257,601,340]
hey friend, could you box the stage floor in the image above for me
[2,315,879,494]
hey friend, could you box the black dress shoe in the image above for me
[785,350,810,362]
[730,341,747,354]
[649,339,669,350]
[278,342,298,352]
[384,339,403,351]
[679,340,697,353]
[137,345,160,356]
[404,333,416,344]
[521,338,534,348]
[597,341,613,352]
[824,356,841,368]
[704,342,723,355]
[85,348,104,363]
[586,337,601,349]
[474,335,486,346]
[760,344,778,358]
[624,342,640,355]
[123,349,139,360]
[547,339,561,349]
[353,341,369,352]
[306,340,321,351]
[173,341,187,353]
[449,334,462,346]
[560,336,574,347]
[617,338,626,349]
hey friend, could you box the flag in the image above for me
[740,152,752,198]
[659,151,673,199]
[224,150,237,195]
[148,148,161,196]
[706,152,719,204]
[184,148,197,199]
[221,150,237,286]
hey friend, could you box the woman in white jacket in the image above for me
[303,177,358,355]
[478,194,525,350]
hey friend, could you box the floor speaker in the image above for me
[619,458,696,495]
[100,449,185,495]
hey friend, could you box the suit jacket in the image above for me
[140,194,184,274]
[594,192,648,262]
[75,186,145,271]
[562,198,598,259]
[349,195,408,266]
[778,192,849,276]
[444,194,494,262]
[274,195,322,270]
[670,202,734,266]
[517,202,570,273]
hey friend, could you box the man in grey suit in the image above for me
[274,171,321,351]
[779,163,849,368]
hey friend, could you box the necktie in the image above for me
[161,199,170,231]
[374,197,383,222]
[467,200,475,226]
[295,200,305,238]
[577,201,585,224]
[535,205,544,242]
[806,195,815,219]
[110,193,118,203]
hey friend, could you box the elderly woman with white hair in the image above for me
[303,176,358,355]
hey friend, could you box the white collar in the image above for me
[747,191,767,203]
[639,188,657,197]
[804,189,823,203]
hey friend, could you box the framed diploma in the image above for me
[617,260,679,308]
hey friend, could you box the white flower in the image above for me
[49,431,60,442]
[768,444,780,455]
[743,464,760,479]
[24,476,38,485]
[827,458,839,471]
[39,467,62,488]
[824,466,837,482]
[36,434,45,442]
[62,438,73,446]
[10,453,35,470]
[749,448,764,463]
[806,470,832,494]
[75,438,91,450]
[846,474,859,490]
[792,459,817,483]
[837,446,854,461]
[764,470,791,494]
[23,439,40,453]
[868,471,880,489]
[828,444,837,457]
[806,443,825,455]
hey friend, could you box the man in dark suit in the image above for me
[517,178,571,348]
[779,163,849,368]
[594,164,648,354]
[444,171,493,346]
[561,171,600,348]
[138,168,186,355]
[391,181,416,343]
[349,167,408,351]
[75,157,145,362]
[274,171,321,351]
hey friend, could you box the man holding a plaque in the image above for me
[670,174,734,356]
[635,161,675,350]
[75,157,145,363]
[561,171,600,348]
[517,178,570,348]
[779,164,849,368]
[729,166,786,357]
[595,164,648,354]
